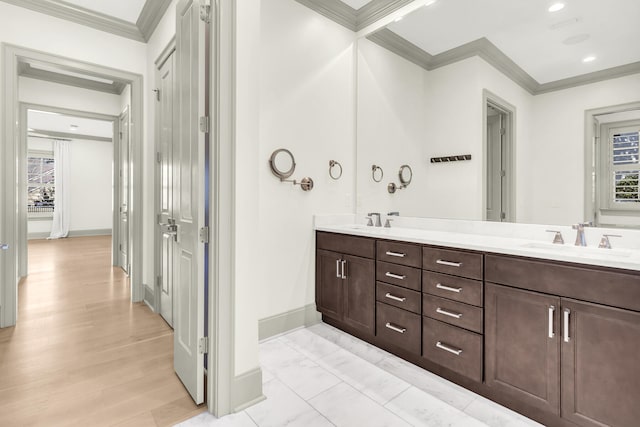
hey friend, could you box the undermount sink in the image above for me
[520,242,633,259]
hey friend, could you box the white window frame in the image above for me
[597,119,640,214]
[27,149,55,220]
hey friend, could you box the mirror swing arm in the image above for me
[269,148,314,191]
[388,164,413,194]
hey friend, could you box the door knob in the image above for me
[1,243,8,250]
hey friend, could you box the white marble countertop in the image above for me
[315,221,640,273]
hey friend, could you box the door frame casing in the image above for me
[18,103,119,277]
[118,105,131,273]
[482,89,516,222]
[1,43,144,328]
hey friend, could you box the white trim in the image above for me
[258,304,321,341]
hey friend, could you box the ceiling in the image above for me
[28,109,113,142]
[340,0,374,10]
[0,0,172,42]
[386,0,640,84]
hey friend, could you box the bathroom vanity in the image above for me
[315,220,640,427]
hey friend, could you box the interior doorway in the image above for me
[483,90,516,222]
[1,45,144,328]
[118,107,130,274]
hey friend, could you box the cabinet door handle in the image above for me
[386,251,406,258]
[436,341,463,356]
[385,272,406,280]
[385,322,407,334]
[436,259,463,267]
[436,307,463,319]
[336,259,341,278]
[548,305,555,338]
[385,292,407,302]
[341,260,347,279]
[563,308,571,343]
[436,283,462,293]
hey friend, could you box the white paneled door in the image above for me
[173,0,209,405]
[158,50,176,328]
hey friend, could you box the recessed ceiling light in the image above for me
[563,34,590,45]
[70,125,79,131]
[548,3,565,12]
[583,55,596,63]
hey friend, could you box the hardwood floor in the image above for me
[0,236,203,426]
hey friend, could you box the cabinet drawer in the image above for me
[422,271,483,307]
[317,232,375,259]
[422,317,482,382]
[376,261,421,291]
[377,240,421,268]
[422,294,483,333]
[376,302,421,355]
[376,282,421,314]
[423,246,483,280]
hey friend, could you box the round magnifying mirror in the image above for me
[269,148,296,180]
[399,164,413,187]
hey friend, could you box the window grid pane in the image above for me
[613,170,639,203]
[612,131,639,166]
[27,156,55,213]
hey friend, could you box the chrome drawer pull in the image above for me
[436,259,463,267]
[385,322,407,334]
[436,308,463,319]
[436,341,463,356]
[341,260,347,279]
[435,283,462,293]
[385,272,406,280]
[336,259,341,278]
[386,251,406,258]
[548,305,555,338]
[564,308,571,343]
[385,293,407,302]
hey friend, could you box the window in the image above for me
[27,151,55,217]
[599,121,639,212]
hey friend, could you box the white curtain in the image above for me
[49,140,70,239]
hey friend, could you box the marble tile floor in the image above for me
[176,323,543,427]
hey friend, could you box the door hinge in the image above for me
[156,275,161,288]
[199,226,209,243]
[156,151,162,164]
[119,132,123,139]
[499,128,506,135]
[153,88,160,102]
[500,170,506,177]
[500,212,506,220]
[157,214,162,224]
[199,337,209,354]
[199,116,210,133]
[199,0,211,23]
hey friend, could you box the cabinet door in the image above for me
[485,283,560,415]
[561,299,640,427]
[316,249,343,320]
[343,254,375,335]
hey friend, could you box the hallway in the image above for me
[0,236,202,426]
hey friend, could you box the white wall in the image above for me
[530,74,640,226]
[357,43,533,222]
[256,0,356,337]
[27,137,113,236]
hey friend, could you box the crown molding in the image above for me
[367,29,639,95]
[0,0,171,43]
[137,0,173,42]
[295,0,411,32]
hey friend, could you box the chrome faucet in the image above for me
[387,212,400,216]
[572,222,592,247]
[367,212,382,227]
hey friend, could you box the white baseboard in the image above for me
[258,303,321,341]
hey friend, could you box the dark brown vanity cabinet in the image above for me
[486,255,640,427]
[316,232,376,336]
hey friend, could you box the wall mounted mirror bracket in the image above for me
[269,148,314,191]
[388,164,413,194]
